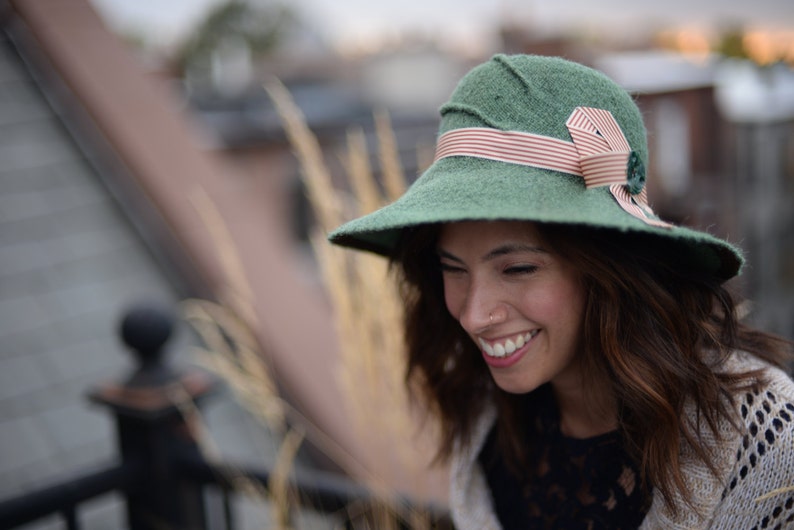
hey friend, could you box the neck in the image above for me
[552,375,617,439]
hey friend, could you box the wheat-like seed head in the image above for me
[265,78,444,507]
[182,77,446,527]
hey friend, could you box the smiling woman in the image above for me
[437,221,588,402]
[328,54,794,529]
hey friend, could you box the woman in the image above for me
[328,54,794,529]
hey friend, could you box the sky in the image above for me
[89,0,794,55]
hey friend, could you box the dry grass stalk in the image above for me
[189,187,258,328]
[182,298,286,431]
[184,295,394,526]
[186,184,415,526]
[340,498,407,530]
[166,378,221,457]
[755,485,794,502]
[374,110,407,201]
[269,427,306,529]
[342,127,381,215]
[265,78,442,523]
[185,186,305,529]
[162,371,284,526]
[182,188,285,431]
[263,78,343,232]
[180,301,299,529]
[183,78,441,528]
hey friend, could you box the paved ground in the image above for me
[0,32,330,530]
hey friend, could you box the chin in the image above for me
[490,372,541,395]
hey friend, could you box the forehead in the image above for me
[438,220,545,248]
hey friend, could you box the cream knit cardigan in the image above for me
[449,353,794,529]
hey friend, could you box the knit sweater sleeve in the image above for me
[705,362,794,529]
[640,356,794,529]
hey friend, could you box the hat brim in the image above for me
[328,156,743,281]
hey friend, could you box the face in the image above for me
[437,220,586,394]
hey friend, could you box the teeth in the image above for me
[480,331,537,358]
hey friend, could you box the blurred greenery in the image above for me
[717,28,747,60]
[176,0,296,77]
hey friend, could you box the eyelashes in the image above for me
[439,262,465,274]
[504,265,538,275]
[438,262,539,276]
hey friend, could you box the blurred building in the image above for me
[713,61,794,336]
[1,2,452,528]
[0,0,360,527]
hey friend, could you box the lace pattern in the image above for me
[478,385,651,529]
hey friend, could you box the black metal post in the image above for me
[89,302,217,530]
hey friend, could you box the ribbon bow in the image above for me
[433,106,670,227]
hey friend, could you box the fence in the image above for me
[0,303,452,529]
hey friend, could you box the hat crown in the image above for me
[439,54,648,167]
[327,54,743,281]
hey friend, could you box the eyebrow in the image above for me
[437,243,548,264]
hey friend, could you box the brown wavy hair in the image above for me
[392,221,792,513]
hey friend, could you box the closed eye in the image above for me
[504,265,538,275]
[439,262,467,274]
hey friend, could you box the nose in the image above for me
[457,277,505,333]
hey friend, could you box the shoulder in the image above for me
[640,353,794,529]
[725,353,794,455]
[710,353,794,528]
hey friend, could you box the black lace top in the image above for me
[478,384,652,529]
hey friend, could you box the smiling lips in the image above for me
[478,330,539,358]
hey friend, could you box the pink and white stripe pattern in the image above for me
[433,106,670,227]
[434,128,582,176]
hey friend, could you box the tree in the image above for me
[177,0,296,85]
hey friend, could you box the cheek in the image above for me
[532,280,585,325]
[558,282,586,329]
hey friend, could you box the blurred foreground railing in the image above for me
[0,303,451,530]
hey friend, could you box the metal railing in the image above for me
[0,303,451,529]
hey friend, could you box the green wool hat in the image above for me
[328,54,743,280]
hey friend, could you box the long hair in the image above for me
[392,221,792,513]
